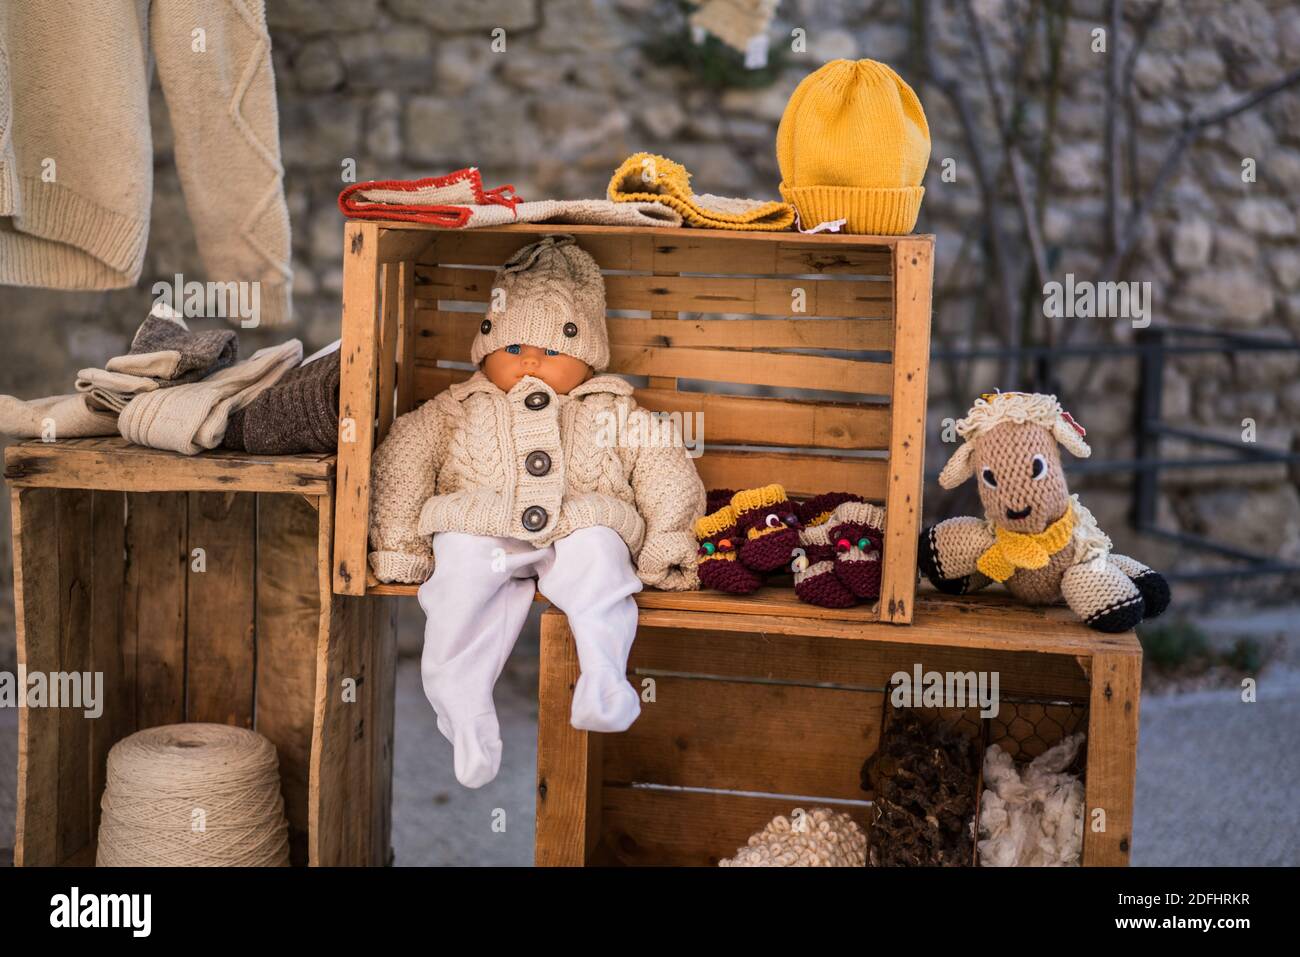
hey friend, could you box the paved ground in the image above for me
[1,603,1295,867]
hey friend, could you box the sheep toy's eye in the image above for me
[765,513,782,528]
[981,467,998,488]
[1031,454,1048,481]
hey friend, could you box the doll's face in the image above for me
[971,422,1071,534]
[482,343,592,395]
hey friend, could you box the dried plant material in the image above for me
[861,710,978,866]
[719,807,866,867]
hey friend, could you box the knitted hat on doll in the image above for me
[776,59,930,235]
[471,235,610,372]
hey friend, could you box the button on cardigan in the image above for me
[368,372,706,591]
[0,0,292,324]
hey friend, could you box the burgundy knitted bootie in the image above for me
[792,521,858,608]
[732,484,802,573]
[828,501,887,600]
[695,505,763,594]
[797,491,862,528]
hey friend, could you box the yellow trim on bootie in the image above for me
[976,506,1076,583]
[730,484,789,515]
[695,505,736,539]
[608,152,795,232]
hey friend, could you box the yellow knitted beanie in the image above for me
[776,59,931,235]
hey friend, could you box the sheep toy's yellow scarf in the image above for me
[976,506,1075,583]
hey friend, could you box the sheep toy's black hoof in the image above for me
[1085,595,1146,633]
[917,526,973,595]
[1132,571,1171,620]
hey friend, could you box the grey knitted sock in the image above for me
[106,307,238,383]
[222,350,340,455]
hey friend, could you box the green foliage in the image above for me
[641,25,787,90]
[1138,618,1266,675]
[1138,618,1211,671]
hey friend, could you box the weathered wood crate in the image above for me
[331,221,933,624]
[3,438,396,866]
[534,589,1140,867]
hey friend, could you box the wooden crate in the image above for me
[3,438,397,866]
[534,588,1140,867]
[330,221,933,624]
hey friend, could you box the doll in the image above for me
[919,392,1169,632]
[368,236,705,788]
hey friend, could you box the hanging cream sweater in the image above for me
[0,0,292,324]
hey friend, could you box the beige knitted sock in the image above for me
[118,340,302,455]
[0,392,118,439]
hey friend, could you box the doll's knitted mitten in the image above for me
[827,501,887,600]
[695,505,763,594]
[732,484,802,572]
[792,520,857,608]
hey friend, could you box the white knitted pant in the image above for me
[416,525,643,788]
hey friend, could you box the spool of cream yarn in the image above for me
[97,723,290,867]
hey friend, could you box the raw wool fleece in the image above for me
[368,371,706,590]
[978,734,1085,867]
[719,808,866,867]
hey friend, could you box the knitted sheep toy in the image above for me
[918,392,1169,633]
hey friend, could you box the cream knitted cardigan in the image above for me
[0,1,292,324]
[370,372,706,590]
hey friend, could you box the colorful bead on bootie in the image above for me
[792,520,857,608]
[695,505,763,594]
[827,501,886,600]
[732,484,803,572]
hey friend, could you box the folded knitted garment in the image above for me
[0,392,119,439]
[608,152,795,231]
[118,340,302,455]
[223,349,340,455]
[107,305,238,380]
[339,167,682,228]
[77,305,239,412]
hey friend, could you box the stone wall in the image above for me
[3,0,1299,668]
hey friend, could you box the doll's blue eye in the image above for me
[545,349,559,356]
[506,344,521,355]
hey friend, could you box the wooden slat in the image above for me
[695,450,888,500]
[368,595,398,867]
[55,489,93,864]
[395,260,419,417]
[598,785,871,867]
[630,621,1093,700]
[1083,650,1142,865]
[125,492,188,729]
[3,438,333,495]
[414,311,895,360]
[376,262,401,441]
[535,612,603,866]
[612,345,890,395]
[651,234,893,275]
[334,220,382,596]
[633,389,891,451]
[634,584,877,619]
[185,492,256,727]
[604,676,881,799]
[419,267,892,319]
[254,494,326,865]
[880,239,933,624]
[419,229,654,271]
[633,589,1140,658]
[88,491,128,846]
[13,488,60,865]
